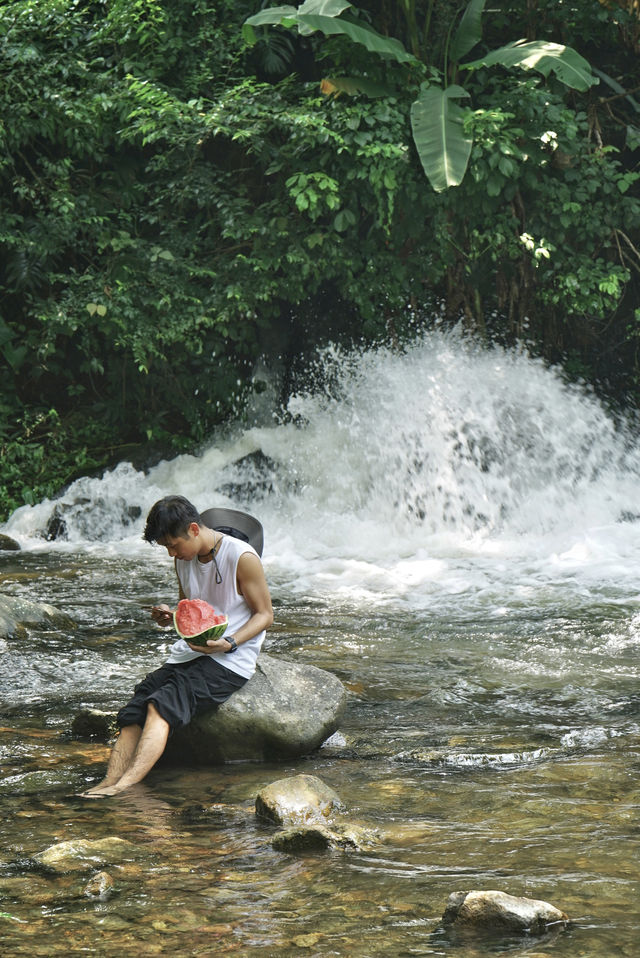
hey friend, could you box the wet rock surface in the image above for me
[257,773,377,855]
[83,870,117,900]
[0,533,20,551]
[441,889,570,935]
[71,708,118,740]
[271,822,374,854]
[34,837,143,874]
[164,654,347,764]
[0,594,74,640]
[255,773,344,826]
[44,497,141,541]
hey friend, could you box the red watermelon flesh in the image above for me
[173,598,228,642]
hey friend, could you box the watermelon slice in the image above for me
[173,598,228,643]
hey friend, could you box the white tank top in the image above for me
[165,535,266,678]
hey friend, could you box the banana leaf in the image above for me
[244,2,418,64]
[462,39,598,91]
[295,14,419,61]
[297,0,353,14]
[449,0,487,64]
[410,85,472,192]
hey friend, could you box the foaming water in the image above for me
[5,331,640,614]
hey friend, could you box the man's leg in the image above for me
[83,724,143,795]
[83,704,170,797]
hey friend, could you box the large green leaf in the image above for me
[449,0,487,64]
[243,3,353,42]
[297,0,353,15]
[243,2,419,64]
[244,0,352,31]
[296,13,418,60]
[242,7,298,43]
[410,84,472,192]
[463,39,598,91]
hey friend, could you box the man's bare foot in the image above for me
[80,783,123,798]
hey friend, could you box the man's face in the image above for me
[158,524,200,560]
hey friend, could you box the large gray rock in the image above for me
[164,654,347,764]
[442,889,569,935]
[0,594,74,640]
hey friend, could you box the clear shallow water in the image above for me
[1,331,640,956]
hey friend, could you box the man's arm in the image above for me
[233,551,274,643]
[189,552,273,655]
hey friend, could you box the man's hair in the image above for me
[143,495,202,543]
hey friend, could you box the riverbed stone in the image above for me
[83,870,116,899]
[441,889,569,935]
[0,594,74,639]
[255,773,344,825]
[34,837,142,874]
[83,871,116,901]
[271,823,337,852]
[71,708,118,739]
[164,654,347,764]
[271,822,374,854]
[0,533,20,550]
[1,765,94,796]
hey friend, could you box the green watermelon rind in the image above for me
[173,610,228,643]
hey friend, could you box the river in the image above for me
[1,331,639,956]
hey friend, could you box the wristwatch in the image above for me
[224,636,238,653]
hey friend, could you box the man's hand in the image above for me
[150,604,173,628]
[186,637,232,655]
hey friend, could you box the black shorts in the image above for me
[116,656,247,732]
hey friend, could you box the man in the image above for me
[83,495,273,797]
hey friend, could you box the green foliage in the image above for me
[0,406,109,519]
[0,0,639,521]
[245,0,598,191]
[433,73,640,346]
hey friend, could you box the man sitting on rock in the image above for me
[82,495,273,797]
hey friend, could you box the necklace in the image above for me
[210,533,223,584]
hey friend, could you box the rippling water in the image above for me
[1,331,639,956]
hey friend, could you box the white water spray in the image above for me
[5,331,640,611]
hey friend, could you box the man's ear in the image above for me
[188,521,200,538]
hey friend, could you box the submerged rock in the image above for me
[256,773,344,826]
[271,823,338,852]
[271,822,374,854]
[0,594,74,640]
[164,654,346,764]
[35,837,142,874]
[216,450,289,501]
[441,889,569,935]
[83,870,116,900]
[0,769,85,797]
[258,774,377,855]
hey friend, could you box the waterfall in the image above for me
[5,330,640,612]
